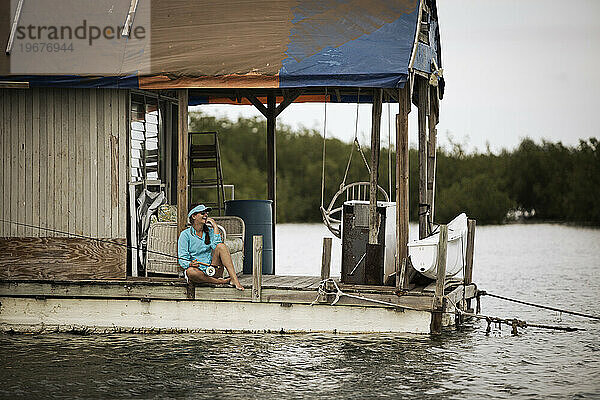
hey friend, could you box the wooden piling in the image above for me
[465,219,476,285]
[435,225,448,296]
[252,235,263,302]
[430,224,448,334]
[321,237,332,281]
[465,219,476,309]
[396,85,411,290]
[319,237,333,303]
[417,79,429,239]
[177,89,188,235]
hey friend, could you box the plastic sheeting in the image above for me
[1,0,423,89]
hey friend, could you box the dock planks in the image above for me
[0,275,477,313]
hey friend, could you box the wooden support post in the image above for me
[417,79,429,239]
[366,88,383,285]
[464,219,476,285]
[368,88,383,245]
[321,237,332,280]
[426,85,438,221]
[396,85,411,290]
[244,89,303,276]
[435,225,448,297]
[266,92,276,273]
[465,219,476,309]
[177,89,189,236]
[252,235,263,302]
[186,281,195,300]
[318,237,333,303]
[430,224,448,335]
[178,91,192,298]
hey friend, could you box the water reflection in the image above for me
[1,224,599,399]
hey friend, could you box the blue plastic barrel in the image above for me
[225,200,273,275]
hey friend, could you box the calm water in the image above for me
[1,223,599,399]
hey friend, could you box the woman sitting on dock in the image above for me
[178,204,244,290]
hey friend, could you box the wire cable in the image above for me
[479,291,600,320]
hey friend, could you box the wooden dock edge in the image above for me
[0,280,477,334]
[0,296,433,335]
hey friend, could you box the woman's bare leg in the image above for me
[212,243,244,290]
[185,267,230,285]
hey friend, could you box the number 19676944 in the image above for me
[19,42,74,52]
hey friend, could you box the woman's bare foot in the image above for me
[229,281,244,291]
[216,277,231,285]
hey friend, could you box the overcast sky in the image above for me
[192,0,600,153]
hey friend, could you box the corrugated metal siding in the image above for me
[0,88,128,239]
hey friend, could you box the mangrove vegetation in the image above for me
[190,112,600,225]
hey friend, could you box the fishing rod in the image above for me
[0,219,219,272]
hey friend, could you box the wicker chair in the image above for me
[146,216,245,277]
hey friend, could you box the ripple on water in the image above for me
[1,224,600,399]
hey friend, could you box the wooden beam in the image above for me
[0,279,438,311]
[275,89,303,117]
[321,237,332,280]
[243,91,268,117]
[396,85,411,290]
[266,92,276,273]
[334,89,342,103]
[383,88,399,102]
[177,89,188,235]
[430,224,448,334]
[426,85,438,221]
[252,235,263,302]
[417,79,429,239]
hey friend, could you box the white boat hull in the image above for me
[407,213,468,279]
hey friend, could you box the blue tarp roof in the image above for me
[1,0,441,93]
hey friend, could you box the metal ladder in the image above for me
[188,131,226,215]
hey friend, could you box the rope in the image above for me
[445,297,584,333]
[356,138,372,174]
[0,219,217,268]
[479,291,600,320]
[309,278,587,333]
[311,278,422,311]
[320,87,328,208]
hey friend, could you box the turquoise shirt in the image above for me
[177,226,222,271]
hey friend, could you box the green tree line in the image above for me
[190,112,600,225]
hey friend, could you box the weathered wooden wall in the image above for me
[0,237,127,280]
[0,88,128,279]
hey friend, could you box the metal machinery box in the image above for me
[341,201,397,285]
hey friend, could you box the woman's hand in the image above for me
[189,260,201,268]
[206,217,219,235]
